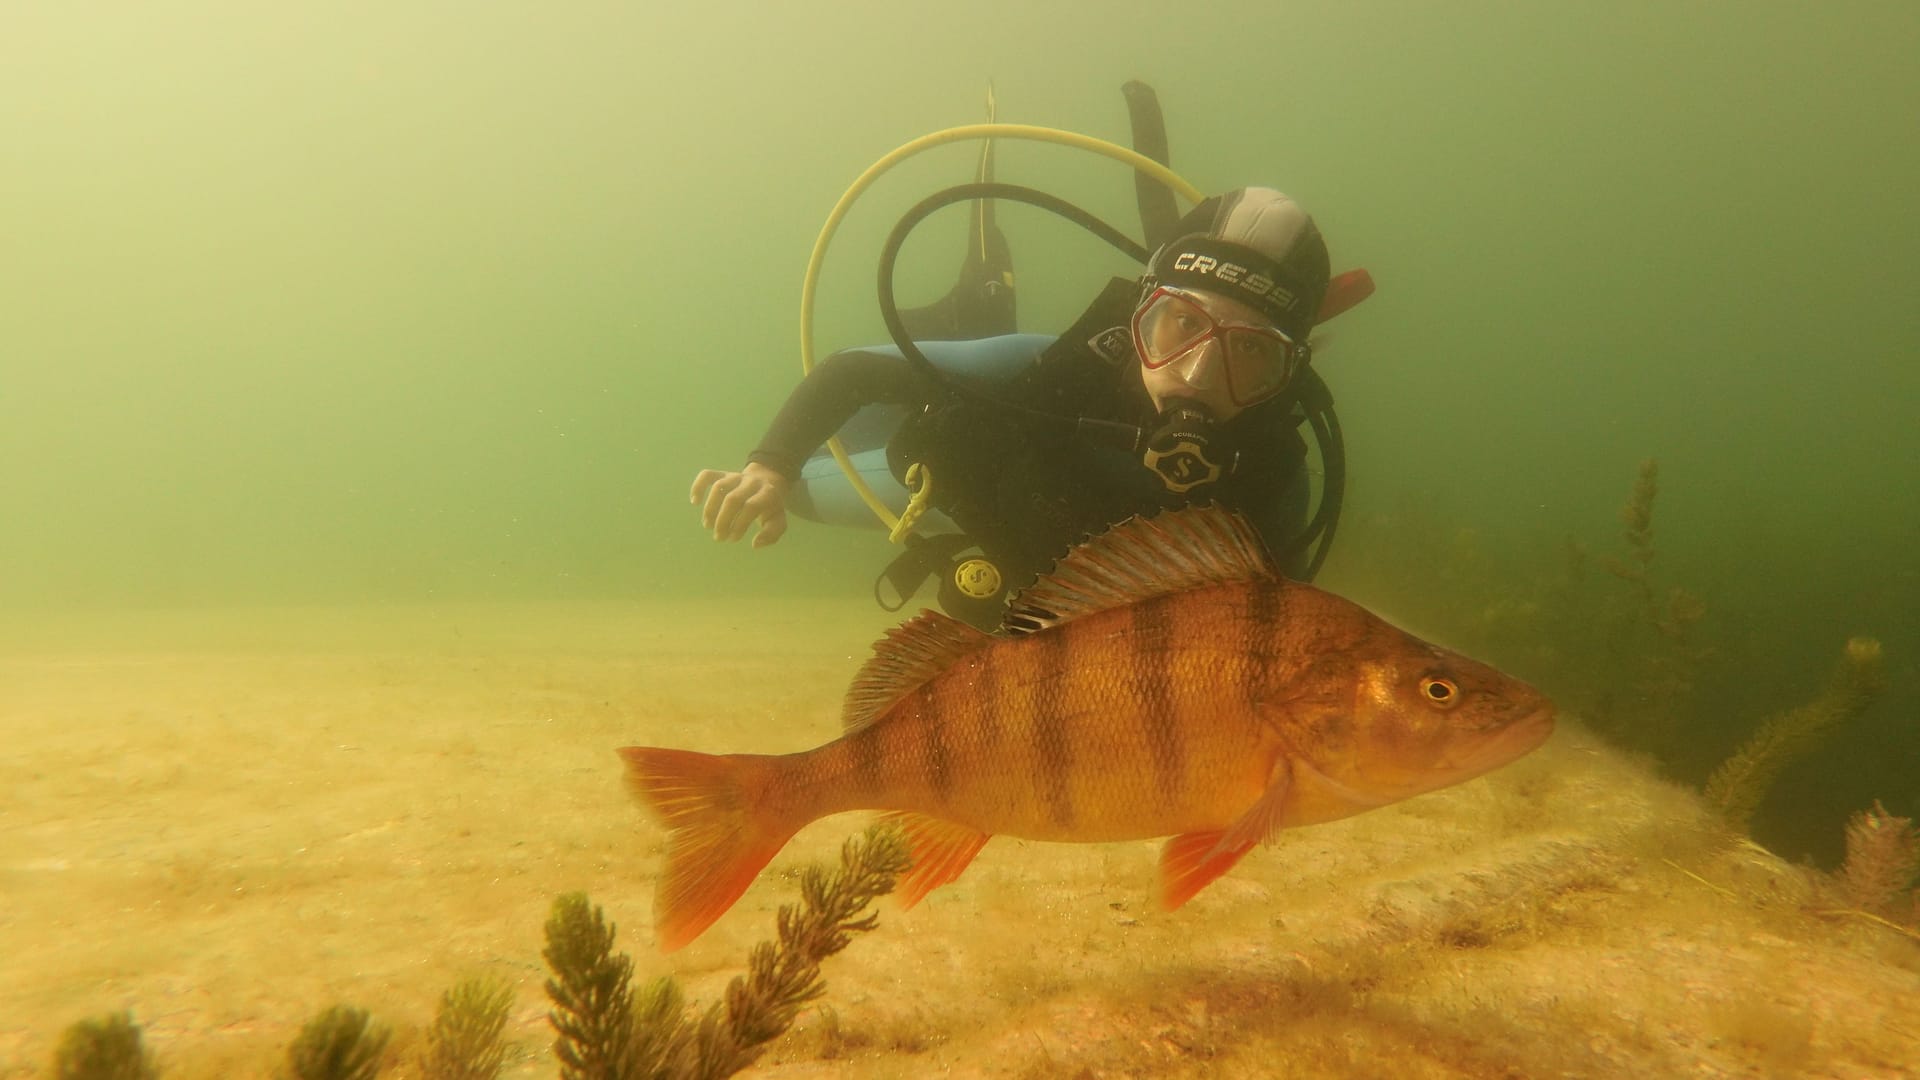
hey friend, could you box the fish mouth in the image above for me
[1461,705,1557,774]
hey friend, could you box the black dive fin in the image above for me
[898,84,1018,341]
[1122,80,1180,252]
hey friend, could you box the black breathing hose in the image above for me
[873,178,1346,577]
[875,182,1150,450]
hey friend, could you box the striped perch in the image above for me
[621,505,1554,952]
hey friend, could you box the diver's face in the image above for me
[1133,286,1301,421]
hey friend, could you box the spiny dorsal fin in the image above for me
[842,608,993,733]
[1003,504,1275,634]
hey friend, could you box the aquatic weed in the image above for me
[1704,637,1886,832]
[1841,799,1919,918]
[51,1011,158,1080]
[283,1005,389,1080]
[543,822,909,1079]
[544,893,646,1080]
[419,976,515,1080]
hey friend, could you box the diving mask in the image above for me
[1131,286,1304,407]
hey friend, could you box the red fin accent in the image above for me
[1315,268,1375,325]
[879,811,991,909]
[618,746,799,952]
[1158,767,1291,910]
[842,610,993,733]
[1158,830,1257,911]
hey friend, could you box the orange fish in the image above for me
[622,506,1554,951]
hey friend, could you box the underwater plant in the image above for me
[1328,458,1709,759]
[283,1004,390,1080]
[544,822,909,1080]
[51,1011,158,1080]
[545,892,650,1079]
[1589,458,1712,748]
[1840,799,1919,922]
[1704,637,1887,833]
[419,976,515,1080]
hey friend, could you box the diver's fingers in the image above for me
[690,469,727,504]
[701,474,743,533]
[710,487,741,540]
[752,508,787,548]
[722,482,786,544]
[718,485,766,543]
[714,480,767,542]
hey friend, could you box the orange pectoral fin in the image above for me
[879,811,991,909]
[1216,759,1293,853]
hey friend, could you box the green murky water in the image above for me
[4,4,1916,1075]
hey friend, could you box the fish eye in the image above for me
[1420,676,1460,709]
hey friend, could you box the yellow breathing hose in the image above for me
[797,122,1203,537]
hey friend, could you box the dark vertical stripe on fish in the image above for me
[851,713,884,797]
[1131,594,1183,807]
[923,682,953,802]
[1245,583,1279,709]
[971,653,1001,756]
[1031,631,1075,827]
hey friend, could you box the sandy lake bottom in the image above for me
[2,598,1916,1078]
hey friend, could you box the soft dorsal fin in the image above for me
[1003,504,1275,635]
[842,608,993,733]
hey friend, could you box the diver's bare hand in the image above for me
[690,463,790,547]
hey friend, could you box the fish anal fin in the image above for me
[1004,506,1276,634]
[880,811,991,909]
[1158,830,1256,911]
[843,610,993,733]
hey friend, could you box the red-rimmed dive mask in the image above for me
[1131,285,1304,407]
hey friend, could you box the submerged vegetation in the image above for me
[1335,457,1713,750]
[45,825,907,1079]
[1586,459,1713,748]
[51,1011,157,1080]
[1704,637,1887,832]
[1335,456,1897,853]
[545,822,909,1080]
[284,1006,389,1080]
[421,977,517,1080]
[544,892,647,1080]
[1838,800,1920,927]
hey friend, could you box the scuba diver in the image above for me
[691,87,1374,630]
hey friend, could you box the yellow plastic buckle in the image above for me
[889,462,933,544]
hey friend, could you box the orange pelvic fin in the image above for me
[1158,767,1291,909]
[880,811,991,909]
[1158,830,1257,911]
[618,746,798,952]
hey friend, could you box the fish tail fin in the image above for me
[618,746,800,952]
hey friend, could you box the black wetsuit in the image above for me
[748,279,1318,609]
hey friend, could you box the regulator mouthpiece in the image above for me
[1142,400,1233,493]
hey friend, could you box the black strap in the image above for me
[872,531,1012,630]
[1122,81,1180,251]
[873,532,978,612]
